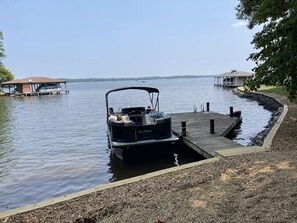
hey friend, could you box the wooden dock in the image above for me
[170,111,243,158]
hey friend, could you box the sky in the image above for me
[0,0,256,79]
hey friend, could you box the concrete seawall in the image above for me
[233,88,284,146]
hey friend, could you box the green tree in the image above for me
[236,0,297,99]
[0,66,14,83]
[0,31,14,83]
[0,31,5,66]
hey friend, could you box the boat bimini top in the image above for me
[105,87,160,122]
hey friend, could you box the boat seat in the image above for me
[109,117,135,127]
[145,114,152,125]
[109,119,124,126]
[156,116,171,124]
[128,111,145,126]
[155,118,164,124]
[121,115,130,122]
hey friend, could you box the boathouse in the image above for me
[214,70,253,87]
[0,77,68,95]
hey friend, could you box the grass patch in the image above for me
[258,85,289,96]
[257,85,297,103]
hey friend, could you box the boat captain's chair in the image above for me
[128,110,145,126]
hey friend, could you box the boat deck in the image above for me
[170,111,243,158]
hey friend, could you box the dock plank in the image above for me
[170,111,243,158]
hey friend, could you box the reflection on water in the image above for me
[0,78,272,210]
[226,120,243,142]
[108,142,204,182]
[0,98,15,179]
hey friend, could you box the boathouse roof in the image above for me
[217,70,253,77]
[1,77,66,85]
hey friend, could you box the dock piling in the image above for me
[230,106,234,117]
[206,102,210,112]
[171,112,243,158]
[210,119,215,134]
[181,121,187,136]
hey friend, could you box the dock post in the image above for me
[230,106,234,117]
[210,119,215,134]
[206,102,210,112]
[181,121,187,136]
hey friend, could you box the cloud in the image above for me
[231,21,247,28]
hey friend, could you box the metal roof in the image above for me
[1,77,66,85]
[217,71,253,77]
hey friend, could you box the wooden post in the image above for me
[230,106,234,117]
[181,121,187,136]
[206,102,210,112]
[210,119,215,134]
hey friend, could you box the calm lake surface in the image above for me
[0,77,271,210]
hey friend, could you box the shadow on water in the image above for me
[225,120,244,143]
[107,120,244,183]
[107,141,205,182]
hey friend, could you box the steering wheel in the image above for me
[128,110,141,115]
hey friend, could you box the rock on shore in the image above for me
[233,89,283,146]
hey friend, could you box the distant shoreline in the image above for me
[62,75,214,83]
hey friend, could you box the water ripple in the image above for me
[0,78,271,210]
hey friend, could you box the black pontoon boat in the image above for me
[105,87,178,159]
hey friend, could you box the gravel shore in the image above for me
[1,95,297,223]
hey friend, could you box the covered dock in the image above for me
[214,70,253,87]
[0,77,69,96]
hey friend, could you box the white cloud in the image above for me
[231,21,247,28]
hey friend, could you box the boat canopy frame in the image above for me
[105,87,160,121]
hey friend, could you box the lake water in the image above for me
[0,77,271,211]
